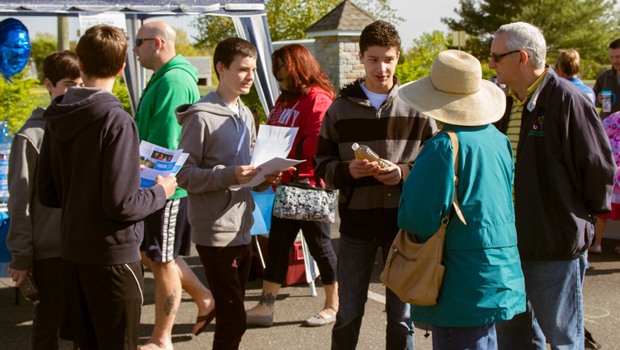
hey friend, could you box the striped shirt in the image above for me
[507,70,548,165]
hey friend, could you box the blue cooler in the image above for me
[0,211,11,277]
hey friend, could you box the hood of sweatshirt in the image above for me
[150,54,198,84]
[176,91,247,126]
[339,76,401,107]
[43,86,123,143]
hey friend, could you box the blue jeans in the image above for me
[496,256,587,350]
[331,235,413,350]
[432,324,497,350]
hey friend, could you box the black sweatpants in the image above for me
[59,260,143,350]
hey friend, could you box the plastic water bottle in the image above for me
[20,271,39,304]
[351,143,390,169]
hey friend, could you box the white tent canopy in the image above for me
[0,0,280,115]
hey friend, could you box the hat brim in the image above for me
[398,77,506,126]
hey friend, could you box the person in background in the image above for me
[594,38,620,119]
[315,20,437,350]
[555,49,595,103]
[6,50,82,350]
[489,22,615,349]
[591,110,620,256]
[133,21,214,349]
[398,49,526,350]
[36,25,177,349]
[245,43,339,327]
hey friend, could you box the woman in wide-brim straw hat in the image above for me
[396,50,526,349]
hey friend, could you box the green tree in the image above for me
[0,71,42,133]
[30,33,57,80]
[396,31,496,86]
[192,0,402,48]
[443,0,620,63]
[356,0,404,25]
[112,76,132,114]
[396,31,449,84]
[175,27,210,56]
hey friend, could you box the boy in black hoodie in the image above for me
[36,25,177,349]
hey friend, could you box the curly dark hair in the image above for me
[359,20,400,56]
[609,38,620,50]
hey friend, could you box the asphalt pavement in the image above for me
[1,220,620,350]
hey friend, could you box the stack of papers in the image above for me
[231,125,304,188]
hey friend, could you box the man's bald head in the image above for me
[134,21,177,72]
[140,21,177,46]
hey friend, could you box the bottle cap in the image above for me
[351,142,359,150]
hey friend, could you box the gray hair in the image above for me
[496,22,547,69]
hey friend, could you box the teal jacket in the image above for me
[135,55,200,199]
[398,124,526,327]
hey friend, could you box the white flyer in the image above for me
[231,125,303,188]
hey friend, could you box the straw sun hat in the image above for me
[398,50,506,126]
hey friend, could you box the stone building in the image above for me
[305,0,375,91]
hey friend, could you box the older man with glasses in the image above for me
[489,22,615,350]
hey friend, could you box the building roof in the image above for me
[305,0,375,34]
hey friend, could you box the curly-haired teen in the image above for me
[315,21,437,349]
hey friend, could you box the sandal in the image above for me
[304,308,337,327]
[589,245,602,254]
[193,309,215,336]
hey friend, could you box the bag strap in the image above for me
[292,137,324,186]
[445,130,467,225]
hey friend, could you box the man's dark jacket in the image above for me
[495,68,616,261]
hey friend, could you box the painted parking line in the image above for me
[368,290,386,304]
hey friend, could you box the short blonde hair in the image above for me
[555,49,580,77]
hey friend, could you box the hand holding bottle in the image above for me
[349,158,379,179]
[352,143,390,169]
[374,159,402,186]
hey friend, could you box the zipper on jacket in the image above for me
[375,106,382,210]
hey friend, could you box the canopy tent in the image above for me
[0,0,280,115]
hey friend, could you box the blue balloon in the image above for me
[0,18,31,80]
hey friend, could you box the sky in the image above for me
[0,0,462,50]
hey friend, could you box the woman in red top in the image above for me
[246,44,338,327]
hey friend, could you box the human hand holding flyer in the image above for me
[230,125,303,189]
[139,141,188,188]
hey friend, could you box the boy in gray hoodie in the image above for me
[6,50,82,349]
[176,37,287,350]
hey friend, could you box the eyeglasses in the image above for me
[490,50,521,63]
[134,38,163,47]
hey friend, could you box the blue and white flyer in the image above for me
[139,141,188,188]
